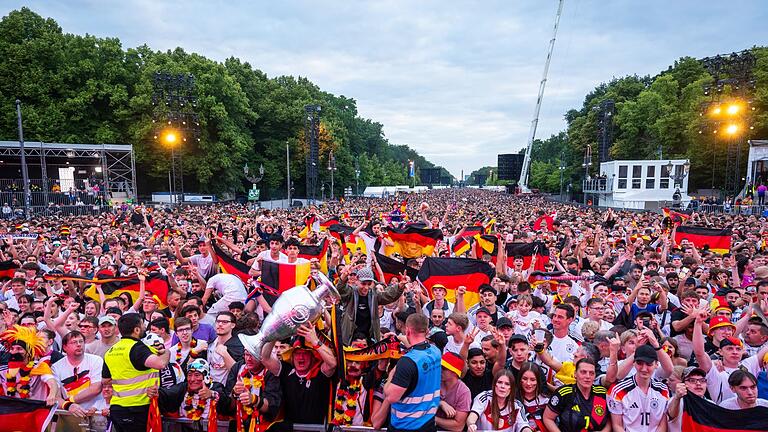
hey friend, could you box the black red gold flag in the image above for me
[450,237,472,257]
[374,252,418,283]
[297,239,329,273]
[0,260,19,279]
[259,260,311,305]
[385,225,443,258]
[212,241,250,284]
[674,226,731,254]
[682,394,768,431]
[416,257,495,308]
[505,242,549,271]
[0,396,57,432]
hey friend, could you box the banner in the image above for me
[374,252,418,283]
[505,242,549,271]
[344,335,404,361]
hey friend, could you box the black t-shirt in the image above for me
[356,297,372,337]
[669,309,689,337]
[462,369,493,400]
[547,384,609,432]
[278,360,332,425]
[102,338,152,380]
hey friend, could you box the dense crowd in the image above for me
[1,188,767,432]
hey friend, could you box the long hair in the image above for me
[516,362,545,400]
[490,369,518,430]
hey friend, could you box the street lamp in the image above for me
[327,151,337,200]
[559,155,566,200]
[667,160,691,208]
[582,144,592,204]
[244,162,265,205]
[157,128,181,205]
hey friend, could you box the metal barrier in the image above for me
[49,410,394,432]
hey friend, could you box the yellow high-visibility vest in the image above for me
[104,338,158,407]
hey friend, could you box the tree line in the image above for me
[0,8,448,199]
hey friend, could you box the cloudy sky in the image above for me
[6,1,766,178]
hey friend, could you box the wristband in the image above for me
[62,401,73,410]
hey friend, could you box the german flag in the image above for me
[416,257,495,308]
[77,273,170,308]
[297,239,329,273]
[682,394,768,431]
[533,213,555,232]
[662,207,691,226]
[328,224,366,257]
[483,217,496,234]
[61,368,92,399]
[505,242,549,271]
[0,260,19,279]
[474,234,500,258]
[374,252,418,283]
[0,396,57,432]
[674,226,731,254]
[259,260,311,304]
[299,214,320,238]
[385,225,443,258]
[459,225,484,239]
[450,237,472,257]
[211,241,250,284]
[344,335,404,361]
[320,217,340,230]
[59,225,70,237]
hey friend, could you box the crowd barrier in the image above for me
[50,410,403,432]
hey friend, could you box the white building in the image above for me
[583,159,691,210]
[746,140,768,189]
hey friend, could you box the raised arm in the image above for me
[692,308,712,373]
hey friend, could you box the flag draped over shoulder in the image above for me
[385,225,443,258]
[259,260,311,305]
[0,396,57,432]
[682,394,768,431]
[674,226,732,254]
[297,239,329,273]
[505,242,549,271]
[212,241,250,283]
[374,252,418,283]
[417,257,495,308]
[0,260,19,279]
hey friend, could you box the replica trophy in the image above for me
[239,272,340,359]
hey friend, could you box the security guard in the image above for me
[378,314,441,432]
[103,312,170,431]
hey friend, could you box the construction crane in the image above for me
[518,0,565,193]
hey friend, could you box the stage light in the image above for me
[711,106,722,115]
[726,104,740,115]
[725,124,739,135]
[160,130,179,146]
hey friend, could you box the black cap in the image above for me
[507,334,528,346]
[428,330,448,351]
[634,344,658,363]
[475,306,493,317]
[685,277,698,286]
[682,366,706,380]
[496,317,513,329]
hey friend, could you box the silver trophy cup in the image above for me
[239,272,340,359]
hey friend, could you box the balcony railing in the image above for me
[582,178,612,193]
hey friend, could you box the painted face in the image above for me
[494,375,512,399]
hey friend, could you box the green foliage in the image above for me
[533,51,768,192]
[0,8,447,198]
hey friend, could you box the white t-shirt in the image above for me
[249,250,288,271]
[506,310,545,337]
[207,338,230,386]
[189,253,215,278]
[206,273,247,300]
[705,354,760,403]
[720,396,768,410]
[608,377,670,432]
[548,334,580,363]
[470,390,529,432]
[51,354,106,410]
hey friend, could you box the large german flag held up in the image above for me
[0,260,19,279]
[674,226,732,254]
[417,257,495,308]
[505,242,549,271]
[385,225,443,258]
[0,396,57,432]
[374,252,418,283]
[258,260,311,305]
[682,393,768,431]
[212,241,250,284]
[83,273,170,308]
[297,239,329,273]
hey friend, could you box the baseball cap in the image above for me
[356,267,375,282]
[507,334,528,346]
[634,344,658,363]
[98,316,117,326]
[428,330,448,351]
[475,306,492,317]
[708,315,735,335]
[682,366,706,380]
[684,277,698,286]
[719,336,743,349]
[496,317,513,329]
[105,307,123,316]
[441,351,465,377]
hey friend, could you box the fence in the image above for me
[50,410,392,432]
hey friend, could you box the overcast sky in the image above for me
[6,1,766,178]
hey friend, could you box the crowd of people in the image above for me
[1,188,768,432]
